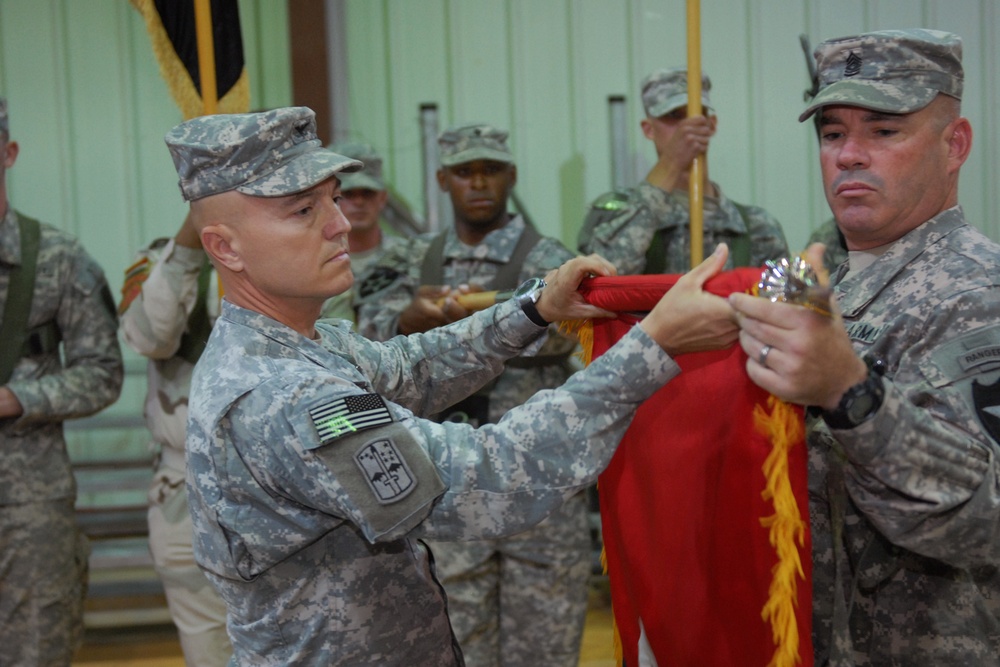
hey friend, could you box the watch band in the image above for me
[821,369,885,430]
[520,295,549,327]
[514,277,549,327]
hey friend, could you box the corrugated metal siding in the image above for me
[340,0,1000,253]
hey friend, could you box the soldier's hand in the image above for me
[640,243,739,356]
[534,254,618,323]
[729,243,866,410]
[397,285,473,334]
[665,115,715,168]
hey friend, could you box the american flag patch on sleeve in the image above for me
[310,393,394,443]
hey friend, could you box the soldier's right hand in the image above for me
[639,243,739,357]
[397,285,471,334]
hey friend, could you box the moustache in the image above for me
[831,170,884,192]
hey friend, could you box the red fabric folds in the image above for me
[580,271,813,667]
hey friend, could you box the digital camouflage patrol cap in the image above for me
[327,141,385,192]
[164,107,362,202]
[799,29,963,122]
[641,68,712,118]
[438,123,514,167]
[0,97,8,135]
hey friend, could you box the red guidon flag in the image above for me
[574,271,812,667]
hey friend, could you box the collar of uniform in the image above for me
[442,214,526,263]
[634,180,744,233]
[833,205,967,318]
[0,206,21,266]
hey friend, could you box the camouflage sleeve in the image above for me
[7,235,123,425]
[119,239,206,359]
[743,205,791,266]
[354,236,430,342]
[412,324,681,541]
[837,293,1000,568]
[331,298,547,417]
[251,321,679,544]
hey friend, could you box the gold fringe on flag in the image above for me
[559,319,595,366]
[129,0,250,119]
[755,395,808,667]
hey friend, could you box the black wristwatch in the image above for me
[822,369,885,429]
[513,277,549,327]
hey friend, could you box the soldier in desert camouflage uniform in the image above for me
[320,141,406,326]
[119,212,232,666]
[578,67,788,274]
[0,97,124,665]
[357,123,590,667]
[729,29,1000,665]
[165,106,738,666]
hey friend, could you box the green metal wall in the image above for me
[338,0,1000,254]
[0,0,292,469]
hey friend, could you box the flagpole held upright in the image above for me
[686,0,704,266]
[194,0,219,116]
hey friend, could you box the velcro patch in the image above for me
[310,393,392,443]
[355,438,415,503]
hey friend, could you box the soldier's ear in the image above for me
[640,118,654,140]
[436,168,448,192]
[202,224,244,273]
[3,139,18,169]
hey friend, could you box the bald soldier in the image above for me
[164,107,739,665]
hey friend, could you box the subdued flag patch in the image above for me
[310,393,393,443]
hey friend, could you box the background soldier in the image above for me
[119,212,233,665]
[320,141,405,326]
[578,68,788,274]
[357,123,591,667]
[0,96,123,665]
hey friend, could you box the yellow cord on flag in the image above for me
[754,396,808,667]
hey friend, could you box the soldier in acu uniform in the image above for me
[319,141,406,327]
[119,212,233,666]
[730,29,1000,666]
[578,68,788,274]
[357,123,590,667]
[0,96,123,665]
[165,106,739,666]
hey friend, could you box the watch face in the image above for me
[846,392,877,423]
[514,277,544,299]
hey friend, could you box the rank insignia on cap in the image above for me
[845,51,862,77]
[355,438,416,503]
[310,393,393,443]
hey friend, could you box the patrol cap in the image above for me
[641,68,712,118]
[0,97,8,135]
[799,29,963,122]
[164,106,362,202]
[438,123,514,167]
[327,141,385,192]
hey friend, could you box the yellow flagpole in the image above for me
[194,0,219,116]
[686,0,704,266]
[194,0,225,302]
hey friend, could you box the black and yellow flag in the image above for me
[131,0,250,119]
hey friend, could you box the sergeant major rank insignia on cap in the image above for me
[844,52,862,76]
